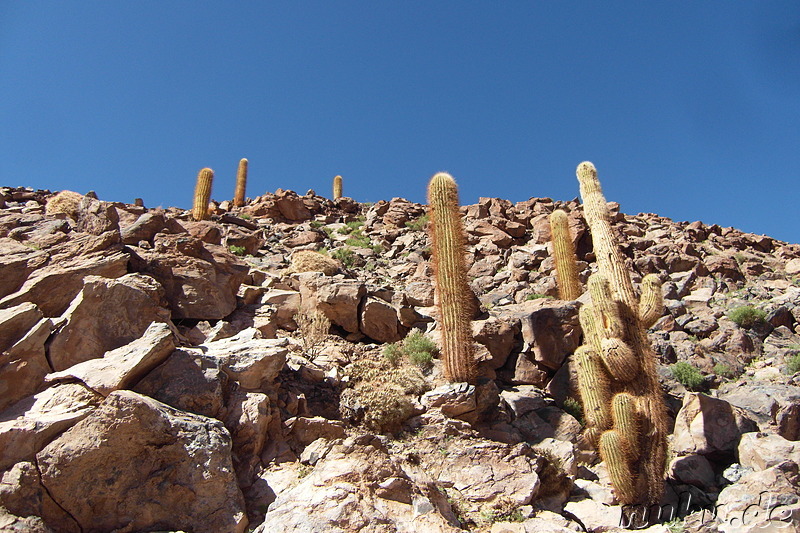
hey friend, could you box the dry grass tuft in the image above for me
[45,191,83,219]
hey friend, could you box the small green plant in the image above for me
[562,396,584,425]
[787,353,800,374]
[402,331,438,368]
[309,220,324,228]
[733,252,747,265]
[331,247,356,268]
[713,363,735,379]
[729,305,767,328]
[229,245,247,256]
[526,293,550,300]
[670,362,704,390]
[405,214,429,231]
[240,213,252,220]
[383,343,402,366]
[345,232,372,248]
[665,518,685,533]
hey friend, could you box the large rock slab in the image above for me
[36,390,247,533]
[0,302,43,353]
[256,437,460,533]
[130,233,248,319]
[718,382,800,441]
[0,248,129,317]
[134,348,228,418]
[0,383,102,471]
[48,273,171,371]
[199,329,288,389]
[0,238,48,299]
[297,272,366,333]
[672,393,758,460]
[738,432,800,471]
[0,318,55,413]
[360,296,402,343]
[498,299,581,371]
[46,322,176,396]
[714,461,800,533]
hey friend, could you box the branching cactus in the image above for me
[427,172,476,383]
[233,158,248,207]
[574,161,668,506]
[192,167,214,221]
[550,209,582,300]
[333,175,343,200]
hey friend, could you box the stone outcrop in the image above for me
[36,390,248,533]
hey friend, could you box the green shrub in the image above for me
[787,354,800,374]
[402,331,438,368]
[405,214,429,231]
[670,362,704,390]
[383,343,402,366]
[526,293,550,301]
[331,247,356,268]
[729,306,767,328]
[345,232,371,248]
[713,363,735,379]
[562,397,584,425]
[240,213,252,220]
[229,245,247,256]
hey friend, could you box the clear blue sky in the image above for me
[2,2,799,244]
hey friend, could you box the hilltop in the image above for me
[1,185,799,532]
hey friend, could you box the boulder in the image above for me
[436,442,541,506]
[48,273,171,371]
[297,273,366,333]
[422,383,477,418]
[134,348,228,419]
[0,238,49,299]
[130,233,248,319]
[0,383,102,471]
[0,249,129,317]
[74,197,120,236]
[0,302,43,353]
[718,382,800,440]
[119,210,166,244]
[738,432,800,471]
[0,461,75,532]
[46,322,176,396]
[360,296,402,343]
[200,329,288,389]
[473,317,518,370]
[0,318,55,412]
[669,454,717,491]
[672,393,758,460]
[36,390,248,533]
[224,389,272,486]
[499,299,581,371]
[261,289,301,329]
[256,438,460,533]
[713,461,800,533]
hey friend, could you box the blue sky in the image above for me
[1,2,799,244]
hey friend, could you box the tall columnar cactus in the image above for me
[192,167,214,221]
[427,172,476,383]
[333,175,343,200]
[233,158,248,207]
[550,209,582,300]
[574,161,668,506]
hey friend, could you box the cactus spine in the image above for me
[574,161,668,506]
[333,175,343,200]
[233,158,248,207]
[192,168,214,221]
[550,209,582,300]
[427,172,476,383]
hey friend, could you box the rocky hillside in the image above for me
[1,184,799,533]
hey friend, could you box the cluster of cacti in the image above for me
[574,161,668,506]
[426,172,476,383]
[191,168,214,221]
[549,209,582,300]
[233,158,248,207]
[333,175,343,200]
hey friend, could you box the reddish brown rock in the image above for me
[297,273,366,333]
[36,390,248,533]
[131,233,248,319]
[0,238,49,299]
[0,249,129,317]
[359,296,402,343]
[48,274,171,371]
[0,318,55,413]
[46,322,176,396]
